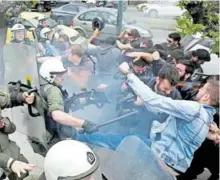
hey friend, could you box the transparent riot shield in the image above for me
[95,136,176,180]
[3,43,49,155]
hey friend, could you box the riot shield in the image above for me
[3,43,49,154]
[96,136,176,180]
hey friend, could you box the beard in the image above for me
[180,75,185,81]
[154,84,166,96]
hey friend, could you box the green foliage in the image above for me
[177,0,219,54]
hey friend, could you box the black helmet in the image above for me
[92,16,105,31]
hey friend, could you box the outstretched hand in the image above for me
[11,160,35,178]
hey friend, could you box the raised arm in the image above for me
[88,29,100,45]
[126,73,201,121]
[116,40,132,50]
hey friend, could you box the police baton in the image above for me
[79,110,139,134]
[98,110,139,128]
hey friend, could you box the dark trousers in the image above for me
[177,139,219,180]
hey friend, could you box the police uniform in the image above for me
[0,92,29,180]
[10,38,34,46]
[40,78,72,140]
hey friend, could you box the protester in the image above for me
[125,51,195,81]
[116,29,141,50]
[86,29,122,91]
[131,59,151,77]
[116,63,182,135]
[167,49,185,65]
[87,29,121,78]
[162,32,182,52]
[121,62,181,99]
[76,60,219,177]
[53,34,70,54]
[35,17,49,40]
[190,49,211,67]
[140,37,154,49]
[176,75,219,180]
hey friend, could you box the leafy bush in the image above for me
[177,0,219,55]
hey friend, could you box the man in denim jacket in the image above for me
[118,60,218,173]
[76,54,218,175]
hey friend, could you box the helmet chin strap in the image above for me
[49,74,62,88]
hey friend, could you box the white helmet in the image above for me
[11,23,25,32]
[44,140,101,180]
[38,16,48,22]
[39,59,67,83]
[40,27,53,39]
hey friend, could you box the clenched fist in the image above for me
[119,62,131,75]
[23,92,35,104]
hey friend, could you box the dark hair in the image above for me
[206,79,220,106]
[168,32,181,44]
[105,37,116,45]
[141,38,153,48]
[129,29,140,39]
[158,64,180,86]
[151,44,168,60]
[192,49,210,61]
[70,44,85,57]
[169,49,185,62]
[178,60,195,75]
[133,58,148,67]
[60,34,69,43]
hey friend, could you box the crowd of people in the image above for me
[0,16,219,180]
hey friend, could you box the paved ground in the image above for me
[0,5,218,180]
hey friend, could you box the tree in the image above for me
[177,0,219,55]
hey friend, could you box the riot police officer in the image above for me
[0,90,35,180]
[38,59,98,140]
[35,17,49,40]
[10,24,33,45]
[38,27,59,57]
[37,140,102,180]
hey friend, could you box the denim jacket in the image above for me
[127,73,216,172]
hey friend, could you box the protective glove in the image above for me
[82,120,99,134]
[10,160,35,178]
